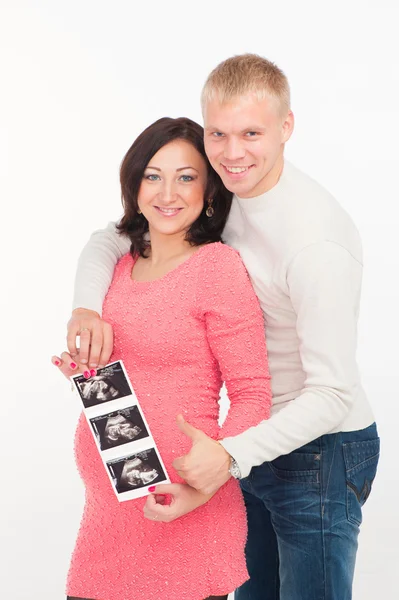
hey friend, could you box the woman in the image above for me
[53,117,272,600]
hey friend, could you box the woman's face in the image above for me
[138,139,208,239]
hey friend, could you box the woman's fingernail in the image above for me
[148,486,156,492]
[90,369,97,377]
[70,362,77,369]
[54,360,61,366]
[83,371,91,378]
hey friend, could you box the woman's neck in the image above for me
[146,229,194,266]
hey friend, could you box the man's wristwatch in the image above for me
[229,456,242,479]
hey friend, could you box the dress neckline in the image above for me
[127,242,221,287]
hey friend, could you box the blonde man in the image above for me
[64,55,379,600]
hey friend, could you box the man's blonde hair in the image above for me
[201,54,290,116]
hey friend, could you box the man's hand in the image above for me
[172,415,232,495]
[67,308,114,368]
[143,483,214,523]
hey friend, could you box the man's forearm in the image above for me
[72,221,131,315]
[220,383,354,478]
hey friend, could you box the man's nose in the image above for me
[223,137,246,162]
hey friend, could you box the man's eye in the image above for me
[212,132,224,137]
[179,175,194,182]
[245,131,258,137]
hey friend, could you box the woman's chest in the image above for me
[102,275,209,367]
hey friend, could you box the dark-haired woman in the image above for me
[54,117,271,600]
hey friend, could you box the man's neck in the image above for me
[263,154,285,194]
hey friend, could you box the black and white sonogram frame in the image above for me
[107,448,167,499]
[71,360,170,501]
[72,361,132,408]
[90,405,149,451]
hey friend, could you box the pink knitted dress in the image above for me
[66,242,271,600]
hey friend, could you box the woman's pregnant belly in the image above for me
[74,363,222,506]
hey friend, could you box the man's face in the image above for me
[204,94,294,198]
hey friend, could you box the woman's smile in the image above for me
[154,206,184,217]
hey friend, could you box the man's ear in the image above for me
[282,110,295,143]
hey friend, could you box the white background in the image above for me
[1,1,398,599]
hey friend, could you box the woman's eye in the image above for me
[145,174,160,181]
[179,175,194,182]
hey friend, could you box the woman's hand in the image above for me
[143,483,215,523]
[67,308,114,369]
[51,351,94,380]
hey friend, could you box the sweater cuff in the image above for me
[219,437,253,479]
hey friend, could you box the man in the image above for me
[66,54,379,600]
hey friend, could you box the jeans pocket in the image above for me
[268,451,321,484]
[343,438,380,525]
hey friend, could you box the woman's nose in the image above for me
[158,183,178,204]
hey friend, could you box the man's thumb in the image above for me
[176,414,204,441]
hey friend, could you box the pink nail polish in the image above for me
[90,369,97,377]
[54,360,60,366]
[148,486,156,492]
[84,371,90,378]
[70,362,77,369]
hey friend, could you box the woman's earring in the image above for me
[206,198,214,218]
[137,208,142,215]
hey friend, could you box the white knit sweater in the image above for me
[73,160,374,477]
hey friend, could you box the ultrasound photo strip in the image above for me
[71,360,170,500]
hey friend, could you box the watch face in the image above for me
[230,459,241,479]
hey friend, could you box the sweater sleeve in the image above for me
[221,241,364,477]
[72,221,131,315]
[199,245,272,440]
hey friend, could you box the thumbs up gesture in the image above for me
[172,415,232,495]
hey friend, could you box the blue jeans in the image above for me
[236,423,380,600]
